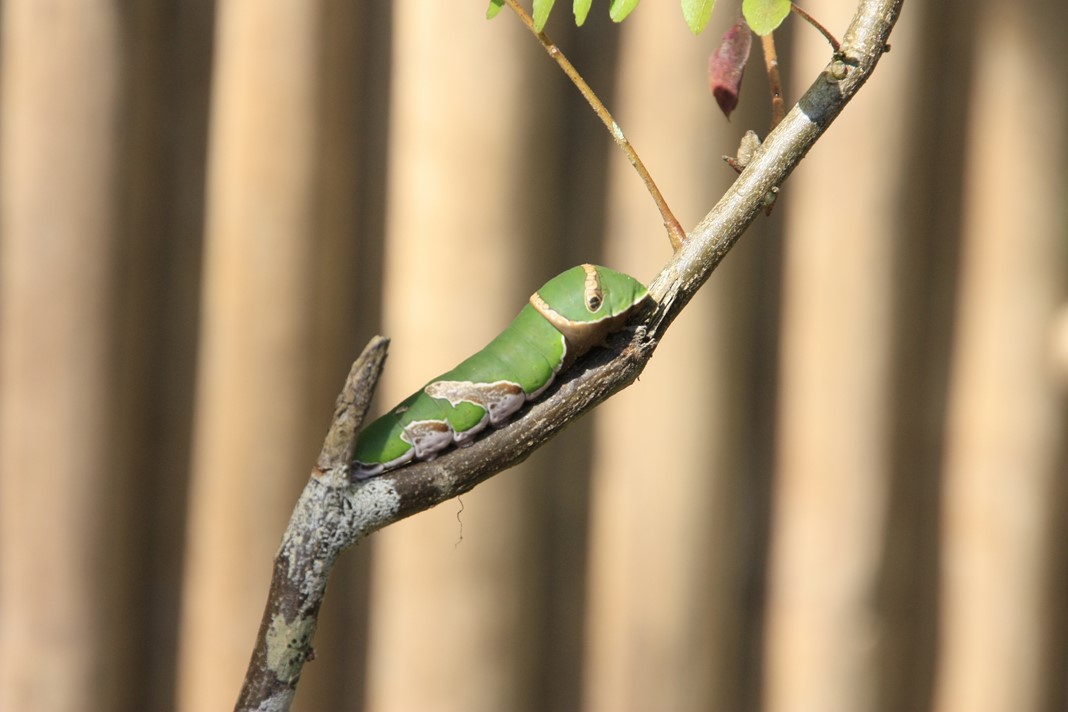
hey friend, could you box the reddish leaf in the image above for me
[708,17,752,119]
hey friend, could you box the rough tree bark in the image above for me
[235,1,905,709]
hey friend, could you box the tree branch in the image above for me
[235,337,389,710]
[235,1,903,708]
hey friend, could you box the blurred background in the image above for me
[1,0,1065,711]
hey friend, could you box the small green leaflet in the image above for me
[487,0,591,30]
[609,0,640,23]
[682,0,716,35]
[742,0,791,36]
[533,0,555,30]
[486,0,644,29]
[574,0,593,26]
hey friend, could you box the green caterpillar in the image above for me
[353,264,650,479]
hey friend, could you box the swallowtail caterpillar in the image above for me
[353,264,651,479]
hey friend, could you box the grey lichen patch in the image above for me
[265,613,316,684]
[348,477,402,536]
[279,477,403,594]
[252,689,295,712]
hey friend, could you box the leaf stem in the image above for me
[790,2,841,52]
[504,0,687,252]
[760,33,786,133]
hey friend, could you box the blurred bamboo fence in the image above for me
[1,1,1065,711]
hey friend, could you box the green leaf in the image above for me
[574,0,593,26]
[742,0,790,36]
[681,0,717,35]
[486,0,504,20]
[533,0,556,30]
[609,0,640,23]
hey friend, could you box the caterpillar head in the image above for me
[530,264,650,363]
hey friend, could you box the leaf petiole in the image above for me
[503,0,687,252]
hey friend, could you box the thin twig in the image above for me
[791,2,841,52]
[761,33,786,133]
[503,0,687,253]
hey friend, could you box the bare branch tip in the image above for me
[316,336,390,473]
